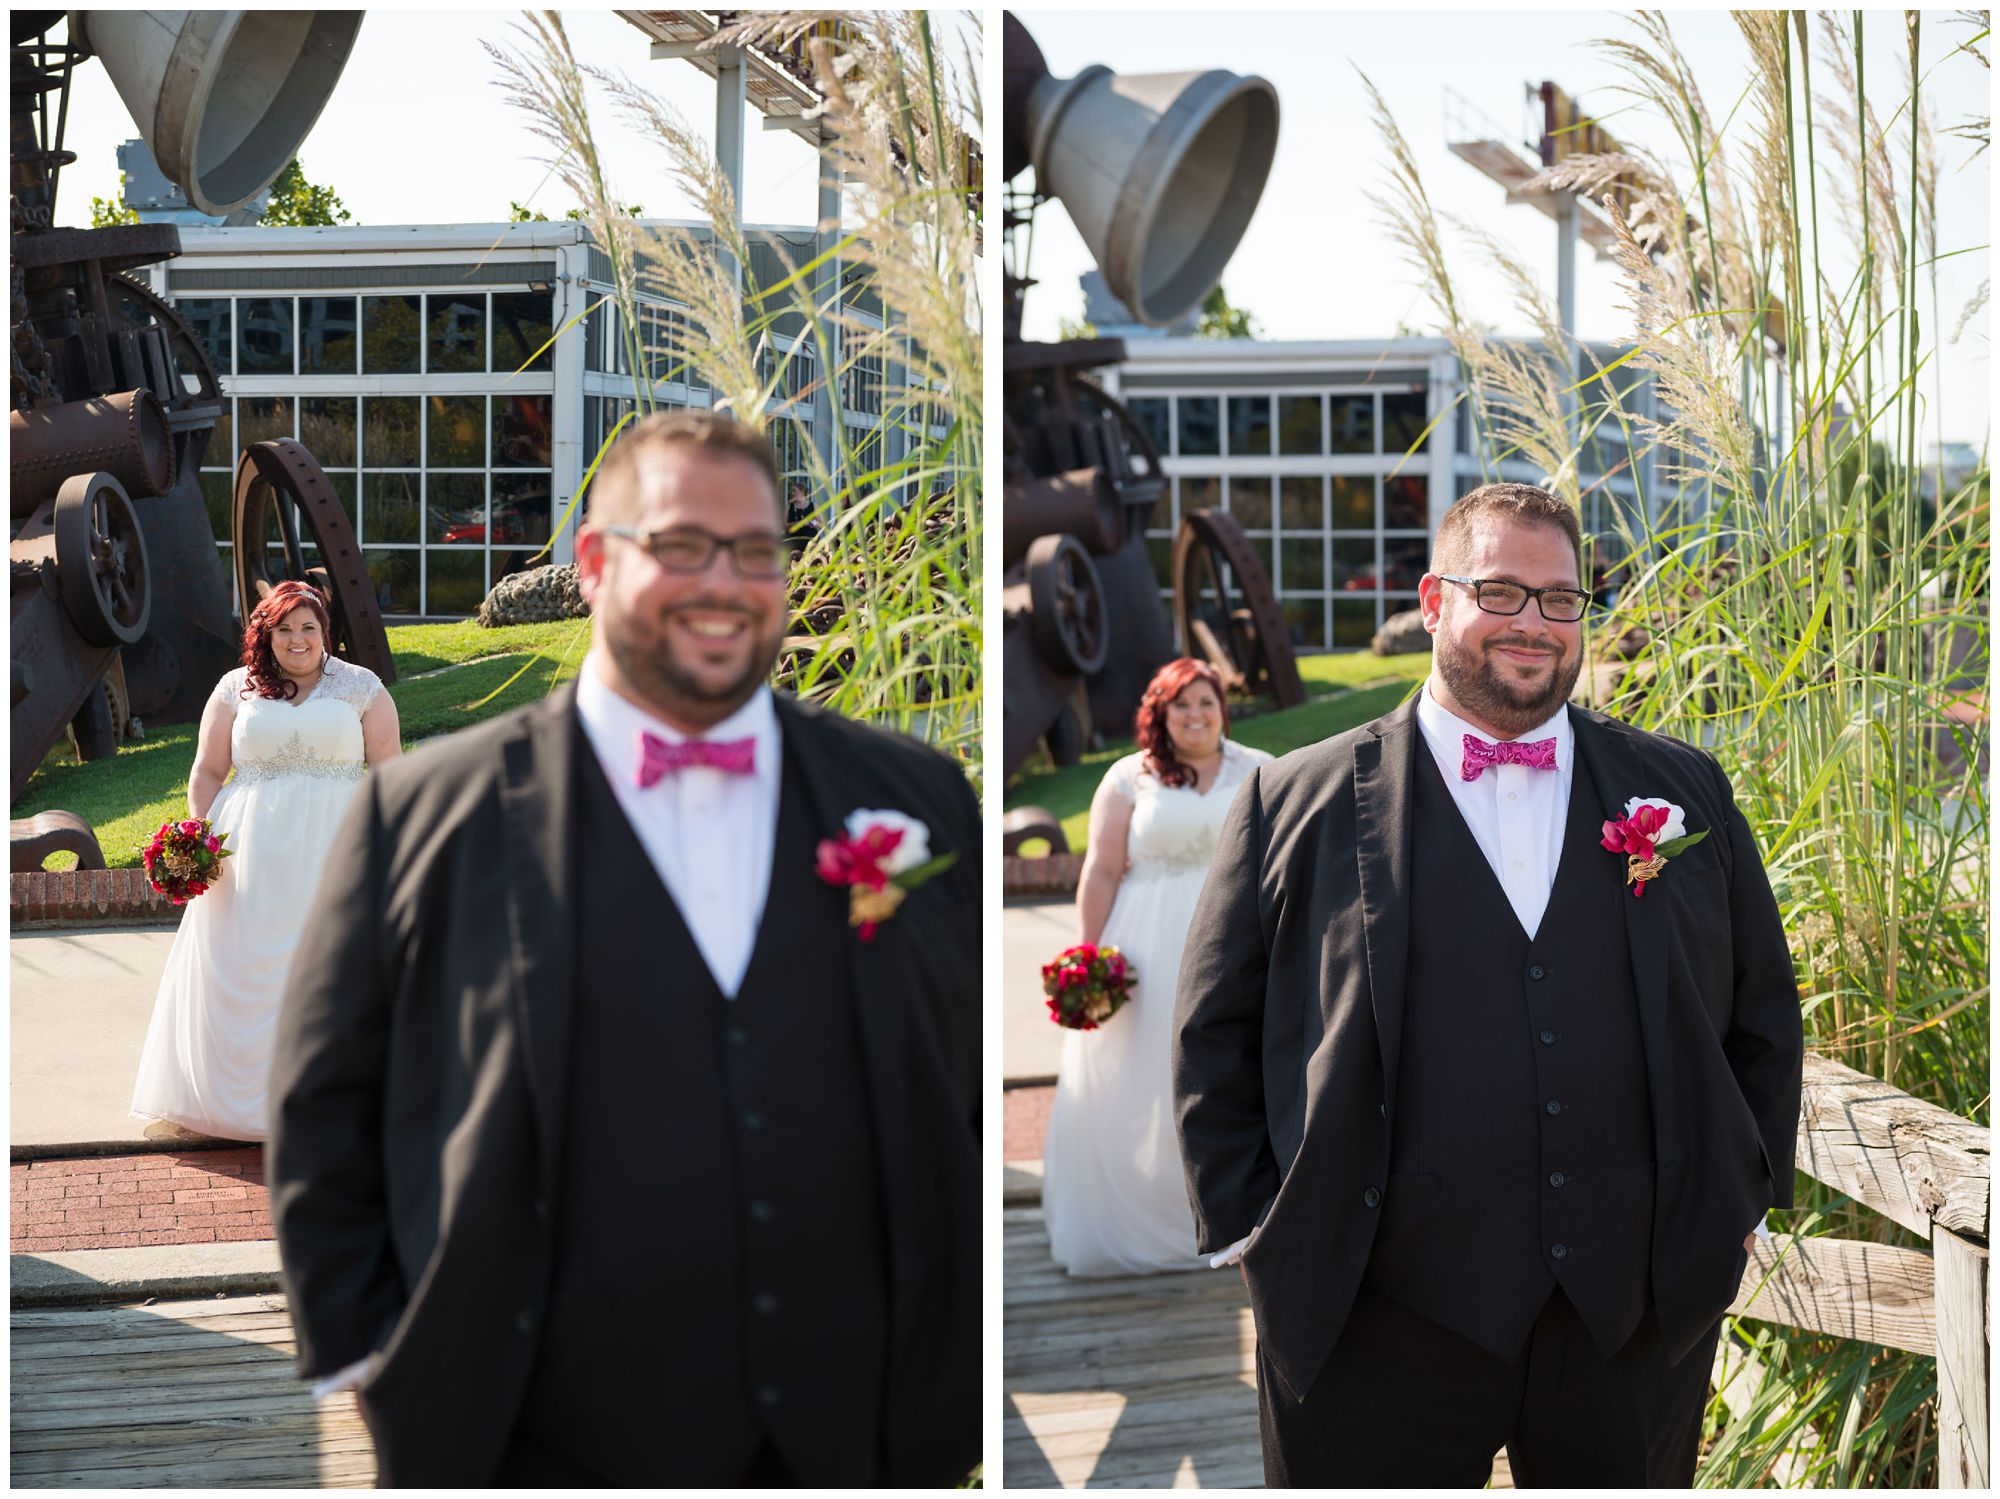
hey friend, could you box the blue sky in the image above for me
[1012,9,1990,445]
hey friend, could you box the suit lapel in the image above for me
[497,683,580,1176]
[1354,695,1420,1113]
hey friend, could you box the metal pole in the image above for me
[1555,189,1578,445]
[812,157,841,501]
[714,45,746,292]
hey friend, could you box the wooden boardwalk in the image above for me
[1005,1207,1513,1488]
[12,1293,374,1487]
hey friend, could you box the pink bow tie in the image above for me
[1460,733,1557,781]
[635,730,756,787]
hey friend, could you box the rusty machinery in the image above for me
[1000,13,1297,781]
[10,11,367,861]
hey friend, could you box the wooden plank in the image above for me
[1934,1227,1990,1489]
[1797,1053,1990,1241]
[1728,1233,1936,1355]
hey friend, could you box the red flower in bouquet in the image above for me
[141,817,234,906]
[815,808,959,942]
[1042,942,1138,1030]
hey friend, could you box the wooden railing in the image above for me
[1726,1053,1990,1486]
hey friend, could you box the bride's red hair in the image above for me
[241,582,333,701]
[1134,658,1229,789]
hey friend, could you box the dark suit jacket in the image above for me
[267,684,981,1486]
[1173,696,1802,1403]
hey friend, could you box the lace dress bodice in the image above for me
[215,661,384,787]
[1103,739,1272,884]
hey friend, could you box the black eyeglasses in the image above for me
[1437,574,1593,622]
[598,524,791,580]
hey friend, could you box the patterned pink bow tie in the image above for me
[635,730,756,787]
[1460,733,1557,781]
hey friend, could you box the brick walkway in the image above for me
[1004,1083,1053,1163]
[12,1147,270,1254]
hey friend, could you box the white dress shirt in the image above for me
[310,657,784,1399]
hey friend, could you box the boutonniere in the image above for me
[1601,797,1709,897]
[815,808,960,942]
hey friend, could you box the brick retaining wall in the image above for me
[11,869,181,930]
[1004,852,1082,899]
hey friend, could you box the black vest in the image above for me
[512,728,891,1485]
[1363,742,1655,1361]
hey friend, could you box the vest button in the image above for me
[749,1199,774,1223]
[1528,964,1547,980]
[742,1109,765,1131]
[1540,1029,1556,1045]
[1549,1171,1566,1187]
[756,1385,782,1408]
[753,1292,779,1315]
[1546,1099,1562,1116]
[1363,1187,1381,1208]
[725,1025,751,1049]
[1550,1243,1569,1260]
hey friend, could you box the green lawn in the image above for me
[16,619,592,870]
[1006,669,1424,856]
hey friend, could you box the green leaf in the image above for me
[892,849,960,890]
[1655,828,1712,858]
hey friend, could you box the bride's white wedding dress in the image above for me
[1043,737,1273,1276]
[131,659,385,1141]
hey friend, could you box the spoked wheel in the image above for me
[52,472,151,647]
[1024,533,1108,676]
[232,439,396,684]
[1171,507,1305,708]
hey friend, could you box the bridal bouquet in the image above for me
[141,818,233,905]
[1042,943,1136,1031]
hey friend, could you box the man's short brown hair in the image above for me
[588,409,783,526]
[1431,482,1583,579]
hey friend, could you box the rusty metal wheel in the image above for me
[52,471,150,646]
[1171,507,1305,708]
[232,439,396,685]
[1025,533,1108,676]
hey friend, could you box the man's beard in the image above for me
[602,604,781,726]
[1434,613,1582,737]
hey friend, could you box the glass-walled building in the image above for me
[1103,338,1664,652]
[143,220,914,619]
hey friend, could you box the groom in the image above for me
[1173,483,1802,1486]
[268,411,980,1487]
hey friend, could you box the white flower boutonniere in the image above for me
[1600,796,1709,897]
[813,808,959,941]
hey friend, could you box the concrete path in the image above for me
[10,928,201,1157]
[1005,897,1077,1085]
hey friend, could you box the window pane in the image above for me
[200,471,233,540]
[427,395,485,468]
[492,472,553,550]
[1179,475,1220,525]
[362,397,420,468]
[1145,533,1174,589]
[1333,599,1377,647]
[363,549,420,616]
[1329,394,1374,454]
[491,290,554,374]
[178,299,232,374]
[235,298,294,374]
[426,550,486,616]
[1330,474,1373,529]
[1283,598,1327,650]
[1383,537,1430,591]
[1228,396,1272,457]
[428,473,486,545]
[428,293,486,373]
[238,396,294,449]
[1279,537,1324,591]
[363,473,420,544]
[299,297,357,374]
[1178,396,1220,457]
[205,403,233,466]
[1277,395,1323,455]
[493,394,553,468]
[300,398,357,468]
[1382,392,1430,455]
[1279,476,1322,530]
[1228,477,1272,531]
[1128,397,1171,457]
[1384,474,1428,529]
[362,295,421,374]
[1333,538,1377,591]
[324,471,357,533]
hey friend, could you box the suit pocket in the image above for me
[1389,1171,1441,1202]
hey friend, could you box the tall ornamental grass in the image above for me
[487,11,981,776]
[1369,10,1989,1486]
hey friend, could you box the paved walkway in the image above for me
[1005,897,1077,1084]
[12,1149,270,1254]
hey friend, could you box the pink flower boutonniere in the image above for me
[1601,796,1710,897]
[815,808,960,941]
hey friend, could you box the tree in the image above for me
[1196,283,1259,339]
[509,201,548,222]
[89,174,139,227]
[260,158,351,227]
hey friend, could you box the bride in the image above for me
[131,580,401,1141]
[1043,658,1272,1275]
